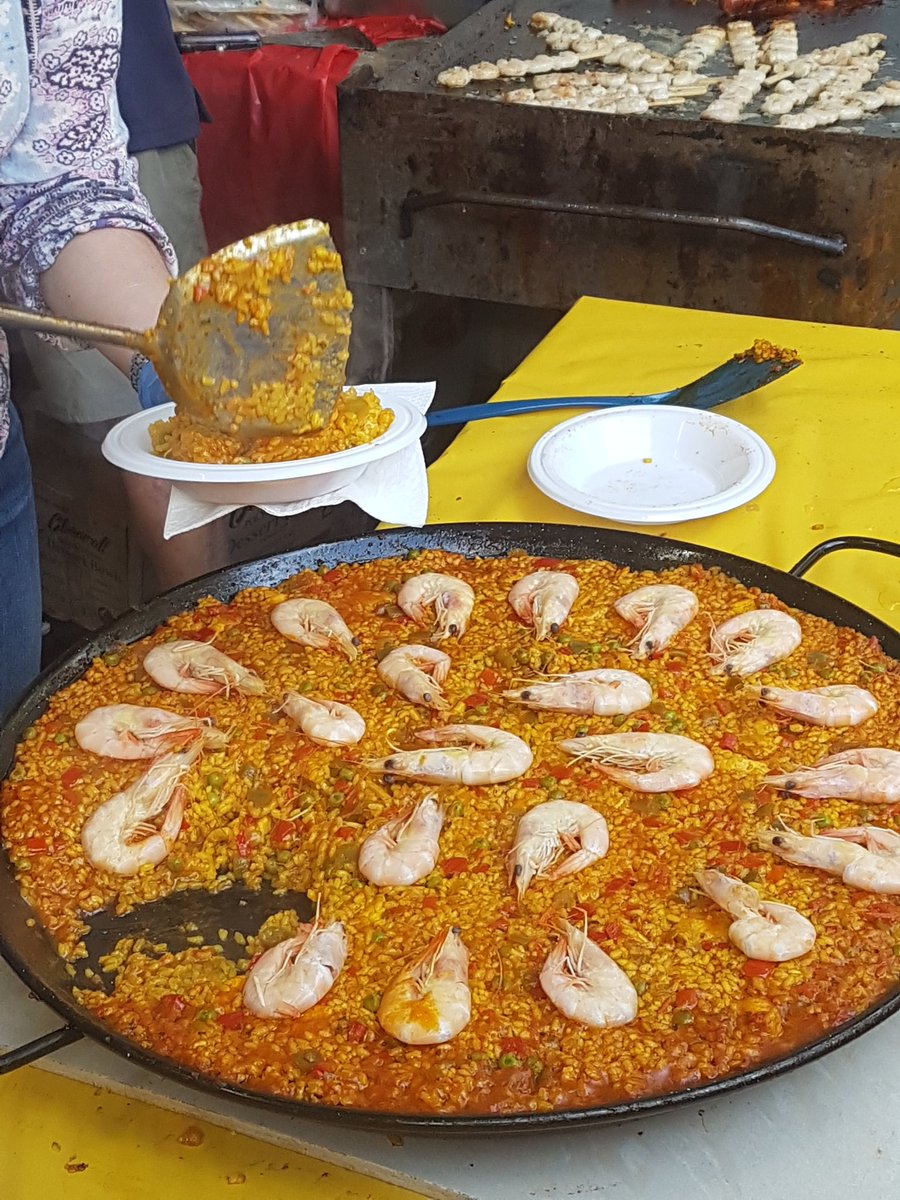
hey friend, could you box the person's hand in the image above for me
[136,359,172,410]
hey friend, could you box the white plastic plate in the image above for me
[101,386,427,505]
[527,405,776,525]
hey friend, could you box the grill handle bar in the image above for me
[0,1025,83,1074]
[790,536,900,578]
[399,190,847,256]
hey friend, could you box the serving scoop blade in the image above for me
[0,219,351,439]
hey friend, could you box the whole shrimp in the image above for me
[74,704,226,759]
[502,668,651,717]
[270,598,359,661]
[559,732,714,793]
[764,748,900,804]
[143,640,266,697]
[759,823,900,894]
[242,920,347,1018]
[694,868,816,961]
[613,583,699,659]
[754,684,878,728]
[709,609,802,677]
[508,570,579,640]
[365,724,533,785]
[539,918,638,1029]
[81,740,204,875]
[377,926,471,1045]
[281,691,365,746]
[377,644,451,712]
[509,799,609,898]
[397,572,475,641]
[358,795,444,886]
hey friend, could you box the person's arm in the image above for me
[0,175,175,365]
[0,5,176,353]
[0,6,224,590]
[40,228,170,376]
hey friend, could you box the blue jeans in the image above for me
[0,405,41,719]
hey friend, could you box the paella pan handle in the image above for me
[399,190,848,256]
[0,1025,83,1074]
[789,535,900,578]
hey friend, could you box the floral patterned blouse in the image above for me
[0,0,174,460]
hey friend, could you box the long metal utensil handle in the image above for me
[0,303,150,353]
[427,394,669,427]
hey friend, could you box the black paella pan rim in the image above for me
[1,521,899,1134]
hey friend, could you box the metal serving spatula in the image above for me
[426,349,802,428]
[0,219,350,437]
[70,882,316,991]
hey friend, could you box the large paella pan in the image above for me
[1,523,898,1134]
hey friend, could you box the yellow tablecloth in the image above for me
[2,1067,425,1200]
[427,297,899,626]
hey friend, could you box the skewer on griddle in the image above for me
[765,33,886,84]
[544,19,593,52]
[570,33,628,59]
[703,64,770,122]
[777,53,886,128]
[726,21,760,70]
[761,67,837,116]
[436,49,579,87]
[533,69,627,92]
[673,25,726,72]
[760,20,798,69]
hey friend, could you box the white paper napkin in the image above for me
[163,382,435,539]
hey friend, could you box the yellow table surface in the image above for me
[1,1066,425,1200]
[427,297,899,626]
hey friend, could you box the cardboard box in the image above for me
[23,410,374,630]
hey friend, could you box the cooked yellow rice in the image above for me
[2,549,899,1116]
[149,387,392,464]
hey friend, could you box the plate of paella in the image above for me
[1,525,899,1131]
[101,383,428,505]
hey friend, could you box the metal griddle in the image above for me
[382,0,900,133]
[339,0,900,325]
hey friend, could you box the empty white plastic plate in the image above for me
[527,405,776,525]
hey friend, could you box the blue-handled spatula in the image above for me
[426,344,801,428]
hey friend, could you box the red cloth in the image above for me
[182,17,443,252]
[323,15,445,44]
[184,44,355,251]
